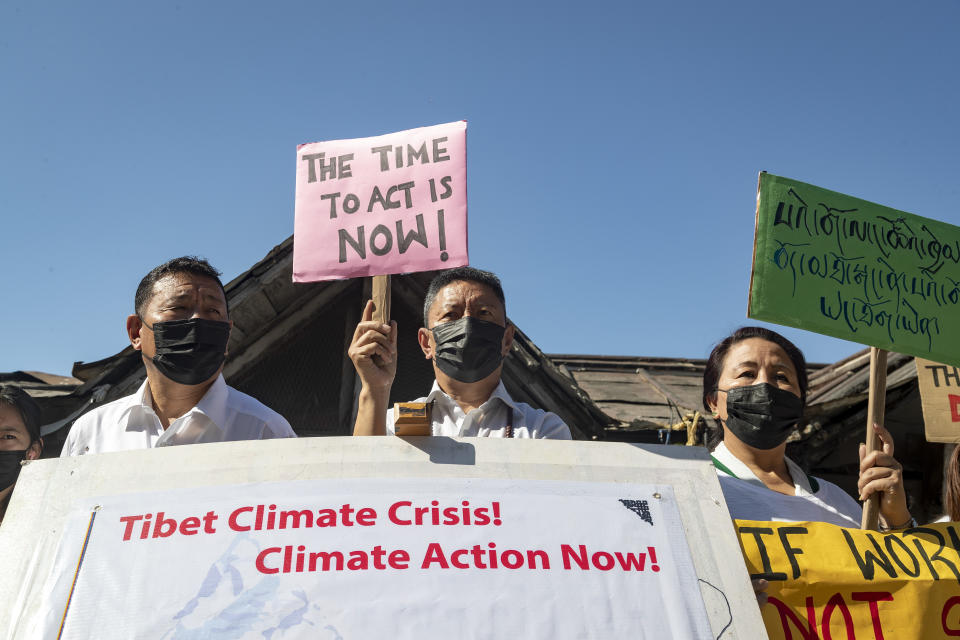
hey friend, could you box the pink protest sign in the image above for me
[293,121,468,282]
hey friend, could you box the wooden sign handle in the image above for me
[860,347,888,530]
[371,274,391,324]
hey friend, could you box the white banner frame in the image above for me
[0,437,767,639]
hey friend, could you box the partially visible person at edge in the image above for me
[349,266,570,439]
[61,257,295,456]
[938,445,960,522]
[0,385,43,524]
[702,326,914,605]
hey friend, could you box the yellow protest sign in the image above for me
[916,356,960,443]
[736,519,960,639]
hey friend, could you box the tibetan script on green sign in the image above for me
[749,172,960,367]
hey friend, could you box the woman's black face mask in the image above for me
[144,318,231,386]
[0,449,28,491]
[719,382,804,450]
[431,316,506,383]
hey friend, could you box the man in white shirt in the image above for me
[61,257,295,456]
[349,267,570,439]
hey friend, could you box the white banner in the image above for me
[36,477,711,639]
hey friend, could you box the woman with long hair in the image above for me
[943,445,960,521]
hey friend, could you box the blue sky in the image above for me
[2,1,959,375]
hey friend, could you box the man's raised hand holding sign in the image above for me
[350,267,571,439]
[349,300,398,435]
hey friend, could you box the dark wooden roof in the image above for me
[791,348,920,468]
[550,355,710,442]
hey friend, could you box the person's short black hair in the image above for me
[0,385,42,444]
[701,326,808,449]
[422,267,506,327]
[134,256,227,317]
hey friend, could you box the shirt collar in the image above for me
[712,441,813,495]
[117,378,155,430]
[192,374,230,428]
[488,381,519,411]
[120,374,230,431]
[425,379,518,412]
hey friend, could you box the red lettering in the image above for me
[388,549,409,569]
[202,511,217,534]
[615,551,647,571]
[470,544,487,568]
[473,506,490,526]
[347,551,368,570]
[421,542,448,568]
[356,508,376,526]
[528,549,550,569]
[152,512,177,538]
[561,544,590,570]
[770,592,895,640]
[370,545,386,569]
[768,596,818,640]
[228,506,253,532]
[338,504,355,526]
[388,501,412,525]
[451,549,470,569]
[951,395,960,422]
[944,596,960,636]
[821,593,855,640]
[316,509,337,526]
[851,591,893,640]
[648,546,660,572]
[119,515,143,541]
[501,549,524,569]
[256,547,281,574]
[414,506,430,524]
[592,551,614,571]
[179,517,200,535]
[442,506,460,525]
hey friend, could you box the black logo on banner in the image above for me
[619,499,653,526]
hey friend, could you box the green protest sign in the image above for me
[749,172,960,368]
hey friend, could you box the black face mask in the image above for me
[431,316,506,383]
[0,449,28,491]
[146,318,231,386]
[720,382,804,450]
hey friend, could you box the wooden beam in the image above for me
[371,274,391,323]
[634,367,693,412]
[861,347,888,530]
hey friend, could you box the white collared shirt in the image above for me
[711,441,862,527]
[385,380,571,439]
[60,375,295,456]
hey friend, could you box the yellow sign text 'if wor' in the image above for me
[736,519,960,639]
